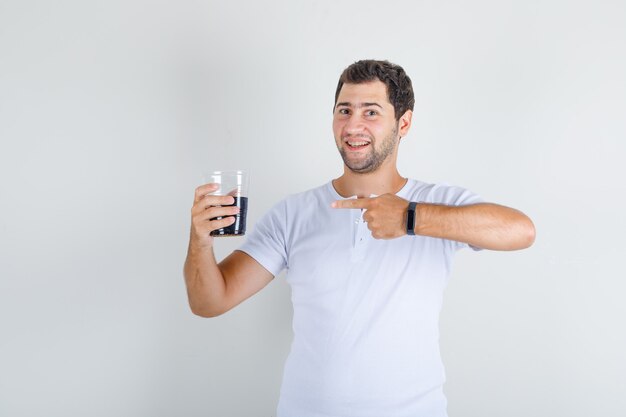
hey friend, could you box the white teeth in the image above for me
[348,141,369,147]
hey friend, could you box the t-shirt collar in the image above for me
[327,178,414,200]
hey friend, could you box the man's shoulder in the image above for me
[405,178,482,206]
[403,178,437,200]
[261,182,331,217]
[282,182,332,205]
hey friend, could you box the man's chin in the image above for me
[344,161,378,174]
[339,152,380,174]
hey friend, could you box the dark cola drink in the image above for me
[210,196,248,237]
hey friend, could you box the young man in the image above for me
[184,60,535,417]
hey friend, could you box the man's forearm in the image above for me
[414,203,535,251]
[183,242,227,317]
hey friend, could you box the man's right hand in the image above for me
[190,183,241,248]
[184,183,274,317]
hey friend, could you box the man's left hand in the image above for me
[332,194,409,239]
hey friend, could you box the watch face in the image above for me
[407,202,417,235]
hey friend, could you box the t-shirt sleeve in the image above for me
[237,200,288,277]
[427,184,485,251]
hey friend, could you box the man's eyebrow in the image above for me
[335,102,384,109]
[362,102,383,109]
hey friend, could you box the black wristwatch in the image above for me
[406,202,418,235]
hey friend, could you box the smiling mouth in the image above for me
[345,140,370,150]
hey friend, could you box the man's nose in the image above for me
[344,114,365,134]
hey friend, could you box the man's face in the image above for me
[333,80,400,174]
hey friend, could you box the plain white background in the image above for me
[1,0,625,416]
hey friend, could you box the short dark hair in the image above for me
[334,60,415,121]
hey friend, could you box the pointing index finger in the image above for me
[331,198,373,209]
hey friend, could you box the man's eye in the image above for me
[338,109,350,115]
[366,110,377,116]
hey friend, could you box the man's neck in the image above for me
[332,167,407,198]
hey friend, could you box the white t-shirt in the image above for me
[238,179,483,417]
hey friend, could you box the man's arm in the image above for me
[413,202,535,251]
[332,194,535,251]
[184,183,274,318]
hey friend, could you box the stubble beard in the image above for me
[338,125,399,174]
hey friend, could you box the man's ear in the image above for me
[398,110,413,138]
